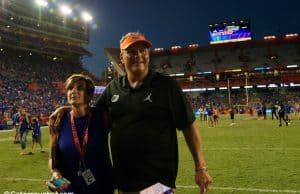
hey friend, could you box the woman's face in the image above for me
[67,80,88,106]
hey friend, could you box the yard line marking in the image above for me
[0,126,48,133]
[6,146,300,151]
[204,147,300,151]
[1,177,47,182]
[0,129,14,133]
[177,185,300,193]
[0,137,13,142]
[2,178,300,193]
[5,147,300,151]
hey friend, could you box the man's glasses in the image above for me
[123,48,148,56]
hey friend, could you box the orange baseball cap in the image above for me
[120,33,152,50]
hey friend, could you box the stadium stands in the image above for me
[0,1,97,127]
[104,34,300,117]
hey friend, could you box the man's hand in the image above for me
[49,106,71,134]
[195,169,212,194]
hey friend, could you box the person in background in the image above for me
[19,109,31,155]
[213,107,219,127]
[198,106,204,121]
[256,103,263,120]
[278,103,289,127]
[229,106,235,126]
[29,117,45,154]
[284,104,291,124]
[271,103,278,120]
[12,110,20,144]
[48,74,113,194]
[249,106,253,117]
[206,105,214,128]
[262,103,267,120]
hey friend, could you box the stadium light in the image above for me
[35,0,48,7]
[60,5,72,15]
[81,11,93,22]
[268,84,278,88]
[171,45,181,50]
[287,64,298,68]
[257,85,266,88]
[154,48,164,52]
[182,89,191,92]
[264,35,276,40]
[188,44,199,48]
[191,88,206,92]
[197,71,212,75]
[290,83,300,87]
[285,33,298,38]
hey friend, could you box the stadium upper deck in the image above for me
[0,0,91,60]
[104,35,300,88]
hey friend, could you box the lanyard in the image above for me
[70,111,91,158]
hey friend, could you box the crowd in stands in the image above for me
[1,52,299,129]
[0,55,98,124]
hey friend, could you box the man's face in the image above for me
[120,42,150,76]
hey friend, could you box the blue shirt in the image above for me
[12,113,19,125]
[206,107,213,116]
[20,117,29,132]
[32,121,41,137]
[56,108,113,194]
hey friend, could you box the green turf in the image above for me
[0,115,299,193]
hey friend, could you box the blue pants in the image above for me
[20,129,29,150]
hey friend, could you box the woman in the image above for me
[48,74,113,194]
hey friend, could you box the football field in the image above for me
[0,114,299,194]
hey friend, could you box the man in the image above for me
[97,32,211,193]
[206,105,214,127]
[12,110,20,143]
[278,103,289,127]
[271,103,278,120]
[262,103,267,120]
[51,32,212,193]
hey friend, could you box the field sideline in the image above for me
[0,114,299,194]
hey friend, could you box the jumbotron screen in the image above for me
[209,21,252,44]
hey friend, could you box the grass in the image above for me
[0,114,299,193]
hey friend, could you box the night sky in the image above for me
[80,0,300,78]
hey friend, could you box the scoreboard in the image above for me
[209,20,252,44]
